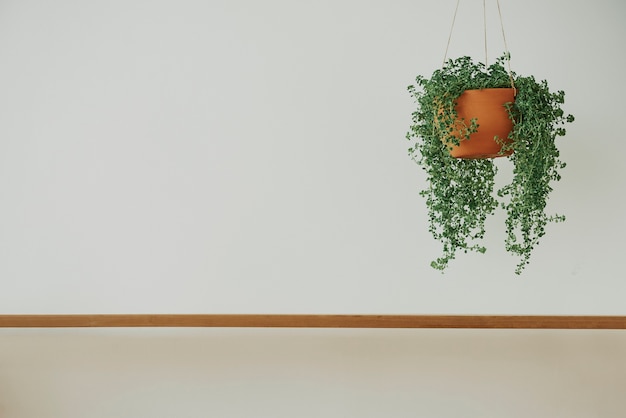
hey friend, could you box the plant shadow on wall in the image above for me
[406,54,574,275]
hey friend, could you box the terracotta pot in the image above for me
[447,88,516,159]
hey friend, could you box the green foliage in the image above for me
[406,55,574,274]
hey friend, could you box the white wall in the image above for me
[1,0,625,416]
[1,0,625,315]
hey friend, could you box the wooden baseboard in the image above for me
[1,314,625,329]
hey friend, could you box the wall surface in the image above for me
[1,0,625,315]
[1,0,625,417]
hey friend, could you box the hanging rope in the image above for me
[441,0,515,92]
[483,0,488,65]
[496,0,515,91]
[442,0,461,66]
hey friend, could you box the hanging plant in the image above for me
[406,54,574,274]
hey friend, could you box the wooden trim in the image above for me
[1,314,625,329]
